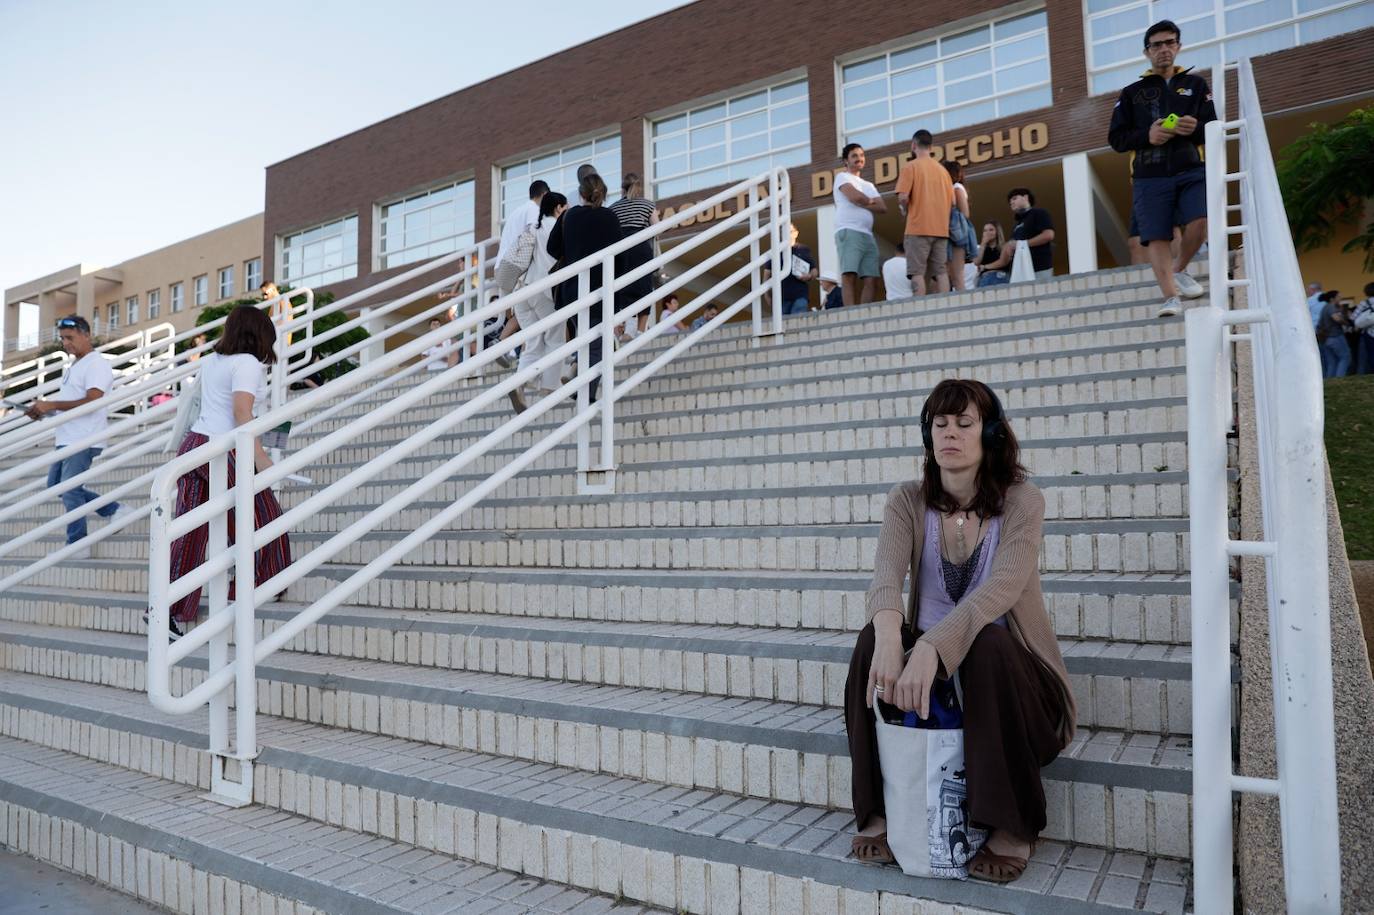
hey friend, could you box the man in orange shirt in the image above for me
[895,129,956,296]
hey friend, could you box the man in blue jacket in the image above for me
[1109,20,1216,318]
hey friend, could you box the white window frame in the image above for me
[170,283,184,313]
[243,258,262,293]
[217,266,234,300]
[193,275,208,307]
[648,73,811,200]
[126,295,139,326]
[374,178,477,272]
[277,215,359,289]
[147,289,160,320]
[107,303,119,330]
[835,5,1052,150]
[1083,0,1373,95]
[495,130,622,231]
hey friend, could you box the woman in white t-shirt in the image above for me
[944,159,975,292]
[165,305,291,637]
[421,317,457,372]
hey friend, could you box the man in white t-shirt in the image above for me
[882,240,914,300]
[25,315,125,552]
[832,143,887,307]
[494,179,549,276]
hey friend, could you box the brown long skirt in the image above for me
[843,621,1066,841]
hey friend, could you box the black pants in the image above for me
[844,621,1065,840]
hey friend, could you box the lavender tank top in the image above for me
[916,509,1005,633]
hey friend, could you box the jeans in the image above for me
[1321,335,1351,378]
[976,270,1009,287]
[46,446,118,544]
[1360,335,1374,375]
[783,296,810,315]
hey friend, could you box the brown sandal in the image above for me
[968,841,1034,883]
[850,832,895,864]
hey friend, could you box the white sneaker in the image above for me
[1174,272,1205,299]
[108,503,134,524]
[1157,296,1182,318]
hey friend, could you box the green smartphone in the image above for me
[1161,113,1180,129]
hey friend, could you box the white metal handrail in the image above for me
[1187,57,1339,913]
[145,168,791,804]
[0,232,503,601]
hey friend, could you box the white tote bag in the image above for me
[1009,239,1036,284]
[873,682,985,879]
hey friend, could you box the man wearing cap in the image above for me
[25,315,125,555]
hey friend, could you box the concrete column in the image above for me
[815,205,838,281]
[359,306,384,366]
[1062,153,1098,274]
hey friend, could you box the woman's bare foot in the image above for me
[983,829,1031,859]
[857,815,887,838]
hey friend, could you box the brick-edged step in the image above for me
[39,518,1191,582]
[0,593,1198,716]
[0,623,1195,817]
[0,735,665,915]
[0,675,1193,914]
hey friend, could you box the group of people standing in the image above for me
[824,131,1057,309]
[1309,281,1374,378]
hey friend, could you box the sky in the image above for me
[0,0,693,341]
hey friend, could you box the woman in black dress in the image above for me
[546,173,623,401]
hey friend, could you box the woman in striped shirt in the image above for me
[609,173,659,339]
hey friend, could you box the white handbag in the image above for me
[873,677,985,879]
[1009,239,1036,284]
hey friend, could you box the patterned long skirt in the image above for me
[168,432,292,623]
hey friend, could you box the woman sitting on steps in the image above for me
[844,378,1076,883]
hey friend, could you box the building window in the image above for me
[170,282,184,313]
[193,275,208,307]
[126,295,139,326]
[107,303,119,330]
[650,79,811,200]
[498,134,621,228]
[217,266,234,300]
[147,289,160,319]
[279,215,359,288]
[377,179,476,270]
[244,257,262,293]
[1085,0,1374,95]
[839,10,1051,147]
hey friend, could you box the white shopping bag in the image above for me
[873,685,985,878]
[1009,239,1036,284]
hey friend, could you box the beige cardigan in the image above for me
[865,479,1077,747]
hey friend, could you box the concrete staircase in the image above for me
[0,263,1213,914]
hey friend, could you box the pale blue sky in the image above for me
[0,0,692,337]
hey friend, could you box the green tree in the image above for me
[1277,107,1374,271]
[191,289,367,380]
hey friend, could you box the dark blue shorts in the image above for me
[1132,166,1206,243]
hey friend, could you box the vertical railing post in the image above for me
[206,450,230,771]
[1186,303,1233,915]
[749,182,764,342]
[212,430,258,807]
[1205,118,1235,432]
[576,270,592,482]
[598,252,616,477]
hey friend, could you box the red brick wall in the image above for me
[262,0,1374,300]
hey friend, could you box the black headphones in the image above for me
[920,381,1008,454]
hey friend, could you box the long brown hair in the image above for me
[215,304,278,364]
[917,378,1025,517]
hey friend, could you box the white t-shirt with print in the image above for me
[53,351,115,448]
[190,353,268,436]
[833,171,879,235]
